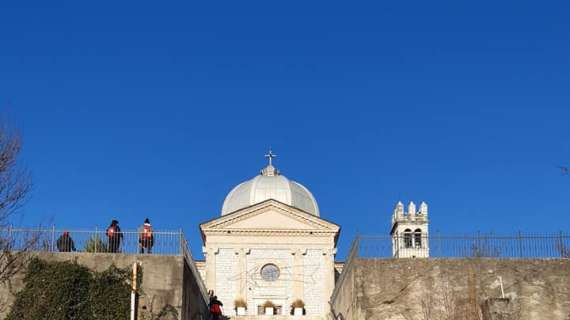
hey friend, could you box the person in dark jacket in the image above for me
[56,231,76,252]
[209,295,223,320]
[138,218,154,254]
[106,219,123,253]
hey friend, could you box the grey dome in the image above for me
[221,164,320,216]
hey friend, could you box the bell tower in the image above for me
[390,201,429,258]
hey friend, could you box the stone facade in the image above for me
[200,199,340,319]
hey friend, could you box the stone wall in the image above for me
[331,258,570,320]
[0,252,209,320]
[182,257,210,320]
[303,249,326,316]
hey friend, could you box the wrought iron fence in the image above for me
[0,226,185,256]
[356,232,570,259]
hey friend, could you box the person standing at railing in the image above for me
[106,219,123,253]
[56,231,76,252]
[138,218,154,254]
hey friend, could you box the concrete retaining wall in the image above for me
[331,258,570,320]
[0,252,209,320]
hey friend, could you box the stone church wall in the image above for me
[245,248,294,315]
[331,258,570,320]
[215,248,238,312]
[304,249,325,316]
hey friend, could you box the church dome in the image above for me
[221,154,320,216]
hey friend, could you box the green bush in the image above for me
[84,234,108,253]
[6,258,137,320]
[7,258,91,320]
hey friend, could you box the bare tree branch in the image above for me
[0,126,31,226]
[0,123,33,309]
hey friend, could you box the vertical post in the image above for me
[476,231,481,257]
[95,227,98,253]
[518,231,523,258]
[558,230,560,258]
[131,261,138,320]
[498,276,505,298]
[51,225,56,252]
[437,230,442,257]
[179,229,184,256]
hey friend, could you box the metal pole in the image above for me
[518,231,523,258]
[179,229,184,256]
[51,225,56,252]
[131,261,138,320]
[558,230,560,258]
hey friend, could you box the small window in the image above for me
[414,229,422,248]
[260,263,280,281]
[403,229,413,248]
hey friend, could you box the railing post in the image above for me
[437,230,442,257]
[558,230,560,258]
[518,231,523,258]
[179,229,184,256]
[51,225,56,252]
[475,230,478,258]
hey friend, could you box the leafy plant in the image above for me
[6,258,92,320]
[5,257,136,320]
[291,299,305,309]
[84,235,108,253]
[234,298,247,308]
[471,240,500,258]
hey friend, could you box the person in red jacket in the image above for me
[138,218,154,254]
[208,295,223,320]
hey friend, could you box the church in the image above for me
[196,152,429,318]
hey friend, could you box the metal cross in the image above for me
[265,149,277,166]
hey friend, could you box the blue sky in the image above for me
[1,1,569,258]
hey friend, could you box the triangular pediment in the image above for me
[200,199,340,233]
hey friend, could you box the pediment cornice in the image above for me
[200,199,340,234]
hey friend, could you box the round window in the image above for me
[260,263,280,281]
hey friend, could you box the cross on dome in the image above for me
[221,149,320,216]
[265,149,277,166]
[261,149,279,176]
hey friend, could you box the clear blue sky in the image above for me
[1,1,569,258]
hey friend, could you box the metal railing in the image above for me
[356,232,570,259]
[181,237,209,304]
[0,226,185,256]
[331,232,570,319]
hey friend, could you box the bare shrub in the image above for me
[0,124,33,307]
